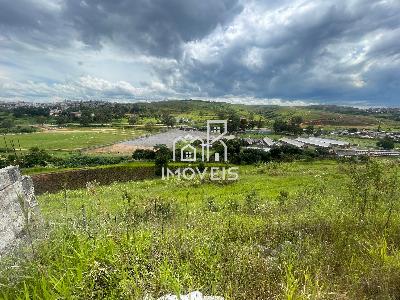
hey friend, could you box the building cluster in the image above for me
[242,135,400,157]
[0,100,106,117]
[332,129,400,142]
[336,149,400,157]
[241,137,273,152]
[0,100,75,110]
[364,107,400,114]
[278,137,350,149]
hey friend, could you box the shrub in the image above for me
[128,115,139,125]
[377,137,395,150]
[0,155,7,168]
[132,149,156,160]
[0,125,37,134]
[240,148,270,164]
[21,147,51,168]
[55,154,128,168]
[154,144,172,176]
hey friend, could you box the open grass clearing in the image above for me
[2,160,400,299]
[1,128,145,152]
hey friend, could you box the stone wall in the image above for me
[0,166,39,255]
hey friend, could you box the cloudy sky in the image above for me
[0,0,399,106]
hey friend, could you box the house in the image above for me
[49,109,62,117]
[294,137,350,148]
[70,111,82,118]
[262,137,275,147]
[279,137,306,148]
[245,146,271,152]
[336,149,400,157]
[295,137,331,148]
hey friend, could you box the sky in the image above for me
[0,0,399,106]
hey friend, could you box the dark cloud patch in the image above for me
[157,0,400,104]
[62,0,243,57]
[0,0,399,105]
[0,0,72,49]
[0,0,43,28]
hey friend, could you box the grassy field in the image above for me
[1,128,144,152]
[1,160,400,299]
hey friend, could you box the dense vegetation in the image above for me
[3,100,400,130]
[0,147,130,170]
[0,111,37,134]
[1,160,400,299]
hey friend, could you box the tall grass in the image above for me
[1,160,400,299]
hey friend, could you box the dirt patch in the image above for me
[42,129,119,134]
[86,143,153,154]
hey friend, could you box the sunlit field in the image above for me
[2,128,144,152]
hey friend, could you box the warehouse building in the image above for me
[279,137,306,148]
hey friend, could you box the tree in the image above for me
[240,118,248,131]
[94,110,112,125]
[377,137,395,150]
[144,121,156,132]
[130,103,141,114]
[154,144,172,176]
[305,125,314,135]
[256,117,264,129]
[240,148,270,164]
[80,111,92,127]
[314,128,323,136]
[56,115,69,126]
[288,116,303,135]
[247,113,256,129]
[227,112,241,133]
[36,116,47,126]
[273,119,287,133]
[128,115,139,125]
[22,147,51,168]
[161,114,176,127]
[290,116,303,126]
[273,117,303,135]
[132,149,155,160]
[0,117,15,130]
[348,128,358,133]
[225,139,244,164]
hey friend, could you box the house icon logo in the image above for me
[172,120,228,162]
[173,134,205,162]
[181,144,196,162]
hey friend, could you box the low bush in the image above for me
[54,154,128,168]
[0,125,37,134]
[132,149,156,160]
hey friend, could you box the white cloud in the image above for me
[0,76,163,101]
